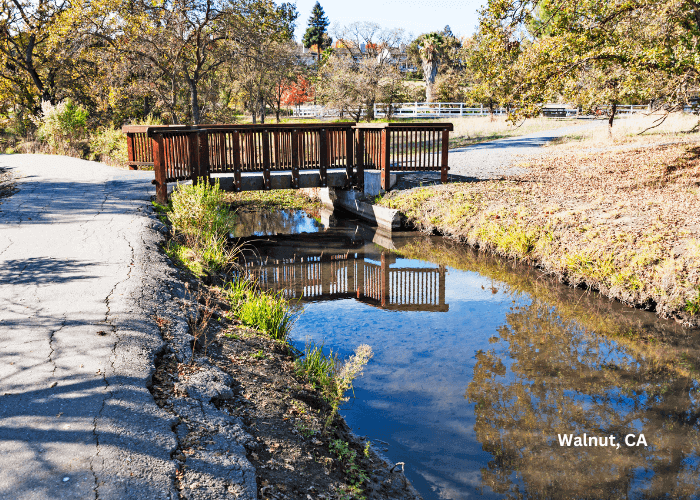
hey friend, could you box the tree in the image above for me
[0,0,98,114]
[228,1,298,123]
[0,0,66,104]
[280,74,314,111]
[302,1,330,63]
[472,0,700,129]
[418,33,444,103]
[62,0,296,125]
[316,22,407,121]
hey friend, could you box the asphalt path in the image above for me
[0,155,178,499]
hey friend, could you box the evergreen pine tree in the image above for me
[302,2,331,62]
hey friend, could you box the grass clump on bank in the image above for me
[380,142,700,325]
[163,180,237,276]
[222,278,298,342]
[295,342,374,430]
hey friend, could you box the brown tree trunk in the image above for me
[608,102,617,138]
[187,77,201,125]
[422,59,438,103]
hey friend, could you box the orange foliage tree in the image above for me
[280,75,314,108]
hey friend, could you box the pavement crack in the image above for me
[92,230,135,499]
[0,235,13,258]
[48,315,67,379]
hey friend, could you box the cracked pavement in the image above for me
[0,155,180,499]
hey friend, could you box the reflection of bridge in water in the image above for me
[242,244,448,312]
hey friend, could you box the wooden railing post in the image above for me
[355,128,364,190]
[262,130,271,190]
[438,265,446,307]
[152,133,167,204]
[197,130,210,183]
[345,127,353,187]
[126,133,137,170]
[441,127,450,183]
[380,127,390,191]
[188,132,199,184]
[291,129,300,188]
[232,130,242,191]
[319,128,328,187]
[380,252,390,307]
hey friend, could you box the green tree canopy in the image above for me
[472,0,700,126]
[302,1,330,60]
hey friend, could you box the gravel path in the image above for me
[447,121,604,178]
[393,121,605,189]
[0,155,256,499]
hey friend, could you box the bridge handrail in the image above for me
[354,122,453,190]
[124,122,453,202]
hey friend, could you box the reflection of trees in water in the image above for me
[233,210,315,236]
[466,301,700,499]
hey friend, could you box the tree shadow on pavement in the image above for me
[0,258,97,286]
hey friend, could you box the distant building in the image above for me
[295,40,416,72]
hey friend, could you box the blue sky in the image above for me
[291,0,486,42]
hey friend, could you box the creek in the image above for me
[234,207,700,500]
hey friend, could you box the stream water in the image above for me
[234,208,700,499]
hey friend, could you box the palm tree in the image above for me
[419,33,444,102]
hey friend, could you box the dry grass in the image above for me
[548,112,700,150]
[380,142,700,325]
[448,115,577,148]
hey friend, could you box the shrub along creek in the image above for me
[157,183,700,499]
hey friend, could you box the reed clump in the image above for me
[295,342,373,430]
[164,180,238,275]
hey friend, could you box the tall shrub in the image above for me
[35,100,89,155]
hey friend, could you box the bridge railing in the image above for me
[354,123,453,190]
[204,124,355,190]
[123,122,452,201]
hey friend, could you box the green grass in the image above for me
[686,289,700,315]
[330,439,370,499]
[167,181,238,273]
[225,189,320,211]
[223,278,298,342]
[163,240,205,276]
[294,342,339,393]
[238,291,298,341]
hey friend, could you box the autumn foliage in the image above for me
[280,76,314,107]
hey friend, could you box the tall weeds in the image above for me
[223,278,298,342]
[168,181,238,274]
[295,343,374,430]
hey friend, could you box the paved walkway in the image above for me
[0,155,178,499]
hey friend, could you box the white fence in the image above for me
[374,102,508,118]
[291,102,662,119]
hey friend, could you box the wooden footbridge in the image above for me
[123,122,453,203]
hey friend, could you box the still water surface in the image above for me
[235,208,700,499]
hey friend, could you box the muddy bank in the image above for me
[379,142,700,327]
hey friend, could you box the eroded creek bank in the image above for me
[232,206,700,500]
